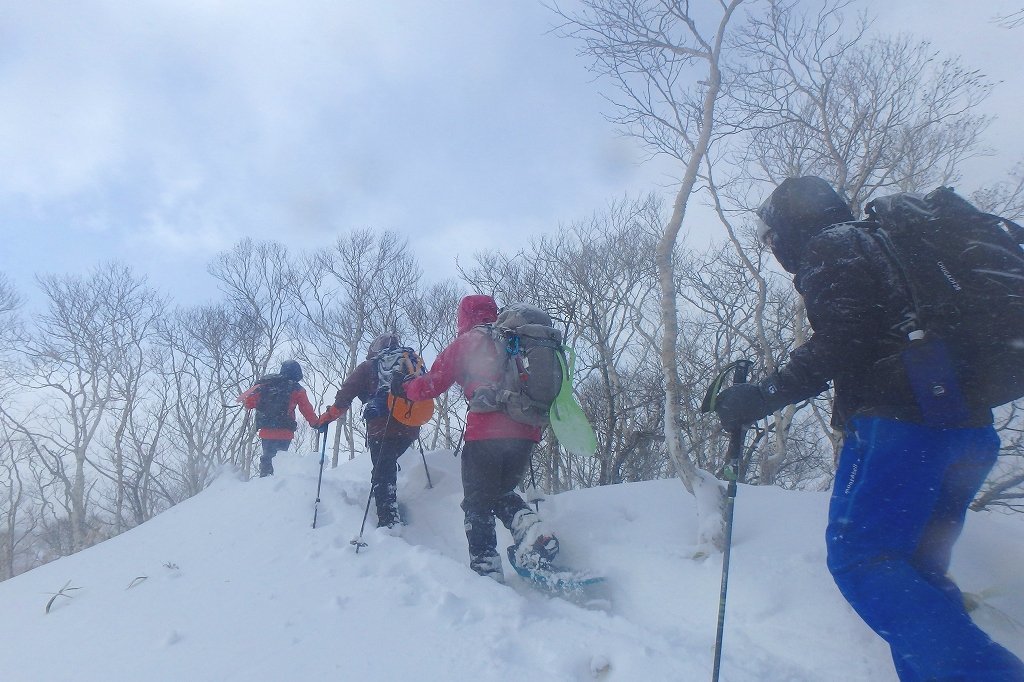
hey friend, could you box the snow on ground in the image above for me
[1,444,1022,681]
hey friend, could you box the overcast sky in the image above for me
[1,0,1021,306]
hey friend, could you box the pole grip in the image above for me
[733,359,751,386]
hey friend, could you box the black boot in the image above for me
[259,455,274,478]
[469,550,504,583]
[464,511,503,581]
[376,484,401,533]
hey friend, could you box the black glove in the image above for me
[390,372,410,397]
[315,422,330,435]
[714,383,771,431]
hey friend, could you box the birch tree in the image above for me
[555,0,749,552]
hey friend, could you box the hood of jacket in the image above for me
[367,334,400,360]
[756,176,854,274]
[457,295,498,334]
[279,360,303,381]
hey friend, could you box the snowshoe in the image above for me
[505,545,604,598]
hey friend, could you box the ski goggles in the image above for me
[755,216,775,247]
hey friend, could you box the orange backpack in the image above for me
[367,347,434,427]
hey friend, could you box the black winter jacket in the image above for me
[770,223,993,428]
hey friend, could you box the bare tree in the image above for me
[209,238,294,379]
[117,378,174,525]
[0,426,37,580]
[733,0,993,208]
[973,162,1024,220]
[971,403,1024,512]
[288,229,420,464]
[7,265,145,551]
[0,273,20,346]
[554,0,749,552]
[83,267,167,535]
[208,239,295,474]
[994,8,1024,29]
[535,197,663,486]
[155,305,254,495]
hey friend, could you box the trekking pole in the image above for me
[700,359,753,682]
[312,425,329,529]
[417,437,433,489]
[528,455,541,512]
[350,482,375,553]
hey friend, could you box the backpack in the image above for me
[252,374,298,431]
[863,186,1024,409]
[362,346,434,427]
[469,303,565,427]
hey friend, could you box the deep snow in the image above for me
[1,445,1021,681]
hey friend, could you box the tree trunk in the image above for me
[656,45,729,554]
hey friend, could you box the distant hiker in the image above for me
[240,360,318,478]
[395,295,559,582]
[712,176,1024,680]
[315,334,431,532]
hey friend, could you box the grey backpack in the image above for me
[469,303,565,427]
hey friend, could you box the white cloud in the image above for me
[2,0,1021,305]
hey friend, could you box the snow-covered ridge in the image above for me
[2,448,1021,681]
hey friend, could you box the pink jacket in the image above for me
[404,295,541,442]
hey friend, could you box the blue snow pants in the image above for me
[827,416,1024,681]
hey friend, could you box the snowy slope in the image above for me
[1,445,1022,682]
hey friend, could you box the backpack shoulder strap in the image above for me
[859,222,926,338]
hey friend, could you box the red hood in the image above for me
[457,295,498,334]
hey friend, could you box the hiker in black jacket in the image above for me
[712,176,1024,681]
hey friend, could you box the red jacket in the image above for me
[404,295,542,442]
[240,383,318,441]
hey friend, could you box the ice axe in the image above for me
[701,358,753,682]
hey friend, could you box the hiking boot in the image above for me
[377,509,401,528]
[510,509,559,568]
[377,520,403,537]
[377,497,401,528]
[469,551,504,583]
[259,456,274,478]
